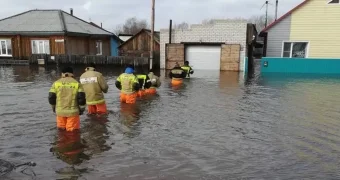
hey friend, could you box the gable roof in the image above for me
[0,9,113,36]
[260,0,310,33]
[89,22,123,43]
[118,29,160,48]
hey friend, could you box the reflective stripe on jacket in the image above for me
[49,75,85,117]
[117,73,139,94]
[80,68,108,105]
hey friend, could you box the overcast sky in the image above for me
[0,0,304,32]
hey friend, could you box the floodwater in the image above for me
[1,62,340,179]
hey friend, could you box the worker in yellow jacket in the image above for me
[181,61,194,78]
[80,63,109,115]
[136,69,152,97]
[146,69,161,94]
[48,67,86,132]
[115,65,140,104]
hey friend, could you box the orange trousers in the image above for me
[171,79,183,86]
[145,88,157,95]
[87,103,107,114]
[137,89,147,97]
[57,116,80,132]
[120,93,137,104]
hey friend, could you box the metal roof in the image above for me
[0,10,113,36]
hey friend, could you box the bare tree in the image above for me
[173,22,190,30]
[114,17,149,35]
[248,15,274,31]
[202,19,215,25]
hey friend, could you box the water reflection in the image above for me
[82,115,111,155]
[119,103,141,138]
[50,130,89,166]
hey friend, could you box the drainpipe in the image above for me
[169,19,172,44]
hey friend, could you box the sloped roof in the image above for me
[0,9,113,36]
[118,29,160,48]
[260,0,310,34]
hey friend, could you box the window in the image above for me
[328,0,340,4]
[96,41,102,55]
[0,39,12,56]
[282,42,308,58]
[31,40,50,54]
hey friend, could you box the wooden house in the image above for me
[0,9,119,60]
[118,29,160,58]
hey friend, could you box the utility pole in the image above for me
[265,0,268,27]
[150,0,155,70]
[275,0,278,21]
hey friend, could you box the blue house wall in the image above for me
[261,57,340,74]
[110,37,119,56]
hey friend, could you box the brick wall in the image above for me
[160,19,247,71]
[220,44,240,71]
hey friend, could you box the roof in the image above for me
[0,9,114,36]
[89,22,122,42]
[118,29,160,48]
[260,0,310,34]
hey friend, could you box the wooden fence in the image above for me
[29,54,160,68]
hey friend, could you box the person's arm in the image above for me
[98,74,109,93]
[48,83,57,113]
[77,84,86,115]
[190,67,194,74]
[133,76,140,91]
[115,75,122,90]
[156,76,161,87]
[181,70,187,78]
[144,76,152,89]
[169,71,173,78]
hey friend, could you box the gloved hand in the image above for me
[79,107,85,115]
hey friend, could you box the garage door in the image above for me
[185,46,221,70]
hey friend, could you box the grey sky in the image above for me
[0,0,304,32]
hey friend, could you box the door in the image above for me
[185,45,221,70]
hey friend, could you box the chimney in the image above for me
[101,22,102,28]
[70,8,73,16]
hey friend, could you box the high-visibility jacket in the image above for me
[148,72,161,88]
[169,67,186,80]
[48,73,86,117]
[115,73,140,94]
[181,65,194,78]
[136,74,151,89]
[80,68,108,105]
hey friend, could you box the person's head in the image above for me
[86,63,96,71]
[61,67,74,77]
[184,61,189,66]
[174,62,180,68]
[125,66,134,74]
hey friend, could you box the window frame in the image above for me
[0,39,12,57]
[31,39,50,54]
[281,41,310,58]
[327,0,340,4]
[96,41,103,55]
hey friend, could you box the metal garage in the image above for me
[185,45,221,70]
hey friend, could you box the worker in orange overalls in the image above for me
[169,63,187,86]
[145,69,161,94]
[80,63,109,115]
[136,69,152,98]
[48,67,86,132]
[115,65,140,104]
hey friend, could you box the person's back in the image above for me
[49,67,86,132]
[80,64,108,115]
[169,63,186,86]
[115,66,140,104]
[181,61,194,78]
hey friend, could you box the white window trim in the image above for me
[281,41,310,58]
[327,0,340,4]
[96,41,103,55]
[0,39,12,57]
[31,40,50,54]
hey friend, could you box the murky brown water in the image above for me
[1,63,340,179]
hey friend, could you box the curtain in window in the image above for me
[292,43,307,58]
